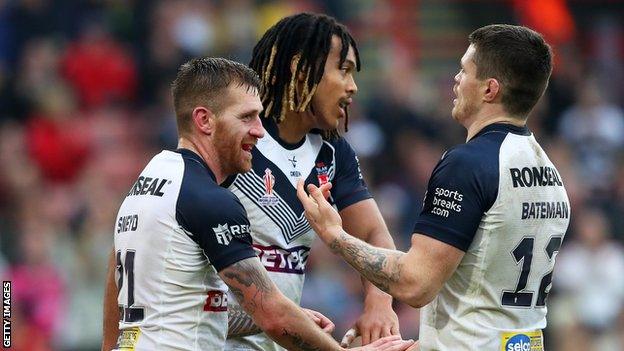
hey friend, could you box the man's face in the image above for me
[212,84,264,176]
[452,44,483,123]
[309,35,358,130]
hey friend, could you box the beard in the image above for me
[452,97,479,123]
[213,128,249,177]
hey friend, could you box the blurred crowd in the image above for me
[0,1,623,350]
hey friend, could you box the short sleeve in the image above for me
[177,189,257,272]
[413,146,499,251]
[330,138,372,210]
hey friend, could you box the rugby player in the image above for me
[224,13,400,350]
[298,24,570,351]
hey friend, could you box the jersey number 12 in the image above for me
[501,236,563,308]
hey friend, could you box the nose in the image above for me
[250,116,265,139]
[454,71,461,83]
[346,74,358,95]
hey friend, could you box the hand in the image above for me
[296,180,342,244]
[350,335,414,351]
[344,301,399,346]
[405,340,419,350]
[302,308,335,334]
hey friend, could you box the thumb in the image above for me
[341,327,360,347]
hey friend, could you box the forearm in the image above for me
[102,250,120,351]
[221,258,343,350]
[262,299,343,351]
[328,230,408,301]
[227,304,262,338]
[359,230,395,305]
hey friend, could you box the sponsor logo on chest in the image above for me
[254,244,310,274]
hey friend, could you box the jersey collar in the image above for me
[175,148,217,182]
[474,122,531,139]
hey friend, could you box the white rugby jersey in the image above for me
[224,121,371,351]
[413,123,570,351]
[113,149,257,351]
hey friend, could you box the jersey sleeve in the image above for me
[176,190,257,272]
[330,138,372,210]
[412,146,499,251]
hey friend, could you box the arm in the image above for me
[227,306,335,338]
[339,200,400,344]
[298,181,464,308]
[227,304,262,338]
[102,249,120,351]
[219,257,343,350]
[220,257,413,351]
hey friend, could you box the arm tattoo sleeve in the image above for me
[221,258,275,321]
[329,231,403,294]
[227,304,262,338]
[280,329,322,351]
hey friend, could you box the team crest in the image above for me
[258,168,279,206]
[315,162,329,185]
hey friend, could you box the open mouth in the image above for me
[338,99,352,117]
[242,143,254,154]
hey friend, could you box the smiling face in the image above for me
[452,44,484,124]
[212,84,264,175]
[309,35,358,130]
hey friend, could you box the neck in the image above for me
[178,136,227,184]
[276,109,314,144]
[464,110,525,142]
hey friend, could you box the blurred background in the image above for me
[0,0,623,350]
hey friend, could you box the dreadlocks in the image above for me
[249,13,361,139]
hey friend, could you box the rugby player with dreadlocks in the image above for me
[223,13,400,351]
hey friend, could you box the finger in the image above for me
[322,319,335,333]
[373,338,414,351]
[381,325,393,337]
[296,179,308,204]
[384,339,415,351]
[307,183,328,207]
[390,324,401,336]
[319,182,332,199]
[361,329,371,346]
[340,327,359,347]
[405,340,419,351]
[297,180,316,210]
[368,335,401,346]
[372,326,383,343]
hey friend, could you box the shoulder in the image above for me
[322,135,352,150]
[439,131,507,176]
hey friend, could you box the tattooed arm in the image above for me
[227,304,262,338]
[297,181,464,308]
[219,257,344,350]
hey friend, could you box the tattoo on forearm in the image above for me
[222,259,274,315]
[281,329,322,351]
[227,304,262,337]
[329,232,403,294]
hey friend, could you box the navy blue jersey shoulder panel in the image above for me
[412,124,525,251]
[324,137,372,210]
[174,149,256,272]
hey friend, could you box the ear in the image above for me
[192,106,216,135]
[483,78,500,103]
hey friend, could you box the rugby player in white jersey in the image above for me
[101,57,414,351]
[223,13,400,351]
[298,25,570,351]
